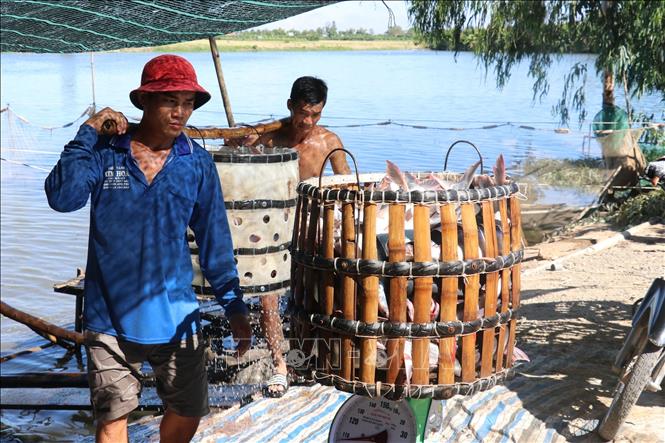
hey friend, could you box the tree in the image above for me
[386,25,405,38]
[408,0,665,178]
[324,21,338,39]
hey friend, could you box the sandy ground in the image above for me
[516,219,665,442]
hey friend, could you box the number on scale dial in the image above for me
[329,395,416,443]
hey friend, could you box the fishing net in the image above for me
[592,104,630,132]
[0,106,86,182]
[591,105,646,170]
[0,0,337,53]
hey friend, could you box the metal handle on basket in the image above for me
[317,148,362,258]
[318,148,361,192]
[444,140,484,175]
[238,123,261,145]
[186,125,206,150]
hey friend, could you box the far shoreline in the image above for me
[118,38,426,53]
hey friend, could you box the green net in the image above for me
[591,105,645,164]
[0,0,337,53]
[592,104,629,132]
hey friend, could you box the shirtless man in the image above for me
[242,76,351,179]
[227,77,350,397]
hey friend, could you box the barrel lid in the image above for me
[212,146,298,163]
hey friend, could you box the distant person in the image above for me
[232,76,352,180]
[645,156,665,187]
[45,54,251,443]
[227,76,351,398]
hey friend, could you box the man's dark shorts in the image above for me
[85,331,209,422]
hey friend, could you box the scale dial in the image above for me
[329,395,417,443]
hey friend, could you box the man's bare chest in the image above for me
[131,143,171,184]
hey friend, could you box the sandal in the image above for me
[263,372,289,398]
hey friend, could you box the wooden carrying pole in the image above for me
[208,36,235,127]
[101,119,286,140]
[188,119,285,139]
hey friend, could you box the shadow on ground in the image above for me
[509,297,663,442]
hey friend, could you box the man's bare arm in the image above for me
[327,133,352,175]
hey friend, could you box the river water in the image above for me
[0,50,662,441]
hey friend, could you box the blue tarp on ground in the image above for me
[126,380,574,442]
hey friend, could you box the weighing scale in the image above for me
[328,396,432,443]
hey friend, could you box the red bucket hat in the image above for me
[129,55,211,110]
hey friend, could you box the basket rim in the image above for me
[297,177,520,204]
[212,146,298,163]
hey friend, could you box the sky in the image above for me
[255,1,411,34]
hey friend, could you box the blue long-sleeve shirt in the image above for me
[45,124,248,344]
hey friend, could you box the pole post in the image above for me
[90,53,96,115]
[208,36,235,127]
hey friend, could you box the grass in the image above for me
[517,157,608,188]
[120,38,424,53]
[607,188,665,228]
[641,143,665,162]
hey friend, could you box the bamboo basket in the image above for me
[191,146,299,297]
[290,157,523,400]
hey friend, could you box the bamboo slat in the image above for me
[291,197,309,349]
[495,199,511,371]
[293,197,309,308]
[507,196,522,367]
[319,202,336,371]
[438,203,459,384]
[480,201,499,378]
[340,202,357,380]
[303,198,320,314]
[460,204,480,382]
[360,203,378,383]
[321,203,336,315]
[386,204,407,384]
[300,197,320,363]
[412,204,433,385]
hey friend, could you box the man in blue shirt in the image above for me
[45,54,251,443]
